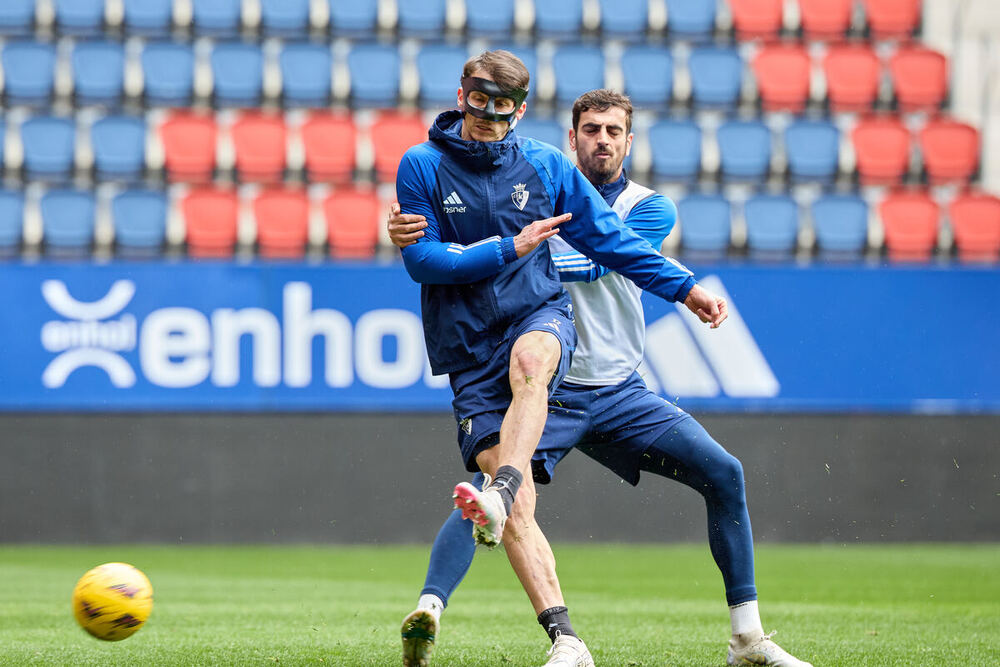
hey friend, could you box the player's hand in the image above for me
[514,213,571,258]
[683,284,728,329]
[387,202,428,248]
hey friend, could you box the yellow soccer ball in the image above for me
[71,562,153,641]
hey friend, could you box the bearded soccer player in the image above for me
[393,90,812,667]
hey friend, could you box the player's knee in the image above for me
[709,452,746,506]
[510,348,555,391]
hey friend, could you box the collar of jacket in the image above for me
[593,170,629,207]
[429,110,518,172]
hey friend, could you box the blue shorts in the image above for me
[531,371,690,485]
[451,301,576,473]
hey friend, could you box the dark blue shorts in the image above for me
[451,301,576,472]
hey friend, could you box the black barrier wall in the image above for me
[0,414,997,543]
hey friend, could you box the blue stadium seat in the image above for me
[417,44,467,108]
[649,120,701,183]
[41,189,95,253]
[192,0,241,36]
[621,46,673,108]
[689,47,743,109]
[716,120,771,182]
[678,194,731,255]
[0,189,24,252]
[535,0,583,40]
[666,0,717,39]
[347,43,400,107]
[811,193,869,254]
[328,0,378,37]
[516,118,565,150]
[552,45,605,107]
[280,43,332,107]
[0,0,35,36]
[54,0,104,36]
[123,0,173,36]
[91,115,146,181]
[744,194,799,254]
[141,42,195,107]
[260,0,310,37]
[211,42,264,107]
[398,0,446,38]
[599,0,647,40]
[2,41,57,107]
[21,116,76,181]
[785,119,840,183]
[466,0,515,38]
[113,189,167,251]
[72,41,125,107]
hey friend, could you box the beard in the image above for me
[580,153,619,184]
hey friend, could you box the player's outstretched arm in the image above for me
[684,284,728,329]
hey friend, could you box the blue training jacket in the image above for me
[396,110,696,375]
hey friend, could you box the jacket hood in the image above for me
[428,110,518,172]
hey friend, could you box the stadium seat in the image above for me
[852,116,910,185]
[784,119,839,182]
[621,46,673,108]
[41,189,95,253]
[665,0,717,39]
[919,119,979,184]
[0,189,24,252]
[811,193,869,255]
[823,44,880,113]
[398,0,446,38]
[260,0,310,37]
[417,44,468,109]
[54,0,104,36]
[862,0,920,40]
[949,192,1000,262]
[192,0,242,37]
[328,0,378,37]
[879,189,939,261]
[231,112,287,183]
[599,0,648,40]
[123,0,173,36]
[21,116,76,182]
[729,0,784,40]
[182,187,239,257]
[324,187,380,258]
[466,0,515,38]
[2,41,57,107]
[300,112,357,183]
[677,194,731,256]
[370,112,426,183]
[112,189,168,251]
[648,120,701,183]
[744,194,799,255]
[72,41,126,107]
[552,45,605,107]
[142,42,196,107]
[211,42,264,108]
[280,43,333,108]
[91,115,147,181]
[160,112,217,182]
[0,0,35,36]
[890,46,948,112]
[797,0,853,40]
[516,118,565,150]
[716,120,771,182]
[688,47,743,109]
[347,43,400,107]
[254,188,309,258]
[753,43,811,113]
[534,0,584,40]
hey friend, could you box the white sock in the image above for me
[417,594,445,621]
[729,600,764,642]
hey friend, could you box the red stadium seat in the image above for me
[370,112,427,183]
[729,0,783,40]
[161,112,217,183]
[879,189,939,261]
[862,0,920,40]
[300,112,357,183]
[753,43,811,112]
[797,0,853,40]
[182,187,238,257]
[890,45,948,112]
[949,192,1000,262]
[231,112,287,183]
[852,116,910,185]
[254,187,309,258]
[324,187,380,258]
[919,119,979,184]
[824,44,880,112]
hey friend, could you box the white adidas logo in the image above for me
[443,191,466,214]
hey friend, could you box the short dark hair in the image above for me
[572,89,634,133]
[462,50,530,92]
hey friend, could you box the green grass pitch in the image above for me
[0,543,996,665]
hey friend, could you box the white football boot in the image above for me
[727,630,813,666]
[542,634,595,666]
[401,608,438,667]
[452,480,507,547]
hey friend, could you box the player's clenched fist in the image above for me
[683,284,728,329]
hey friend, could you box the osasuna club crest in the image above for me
[511,183,529,210]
